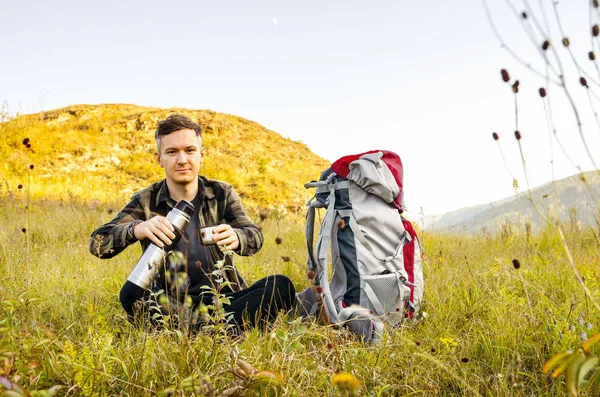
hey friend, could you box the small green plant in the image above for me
[543,332,600,396]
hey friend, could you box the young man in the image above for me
[89,114,296,331]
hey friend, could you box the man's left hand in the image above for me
[212,224,239,251]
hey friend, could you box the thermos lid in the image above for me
[174,199,195,217]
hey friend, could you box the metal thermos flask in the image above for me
[126,200,195,290]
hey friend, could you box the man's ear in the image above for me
[155,152,163,167]
[200,147,205,164]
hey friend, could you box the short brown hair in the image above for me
[155,114,202,150]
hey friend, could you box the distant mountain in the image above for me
[0,104,330,212]
[421,171,600,234]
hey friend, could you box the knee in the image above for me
[266,274,296,303]
[119,280,146,317]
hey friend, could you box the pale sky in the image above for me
[2,0,599,219]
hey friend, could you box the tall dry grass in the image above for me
[1,196,599,396]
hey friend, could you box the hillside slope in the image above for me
[0,104,330,212]
[422,171,600,234]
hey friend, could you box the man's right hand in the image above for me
[133,216,176,248]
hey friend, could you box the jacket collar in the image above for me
[154,176,215,208]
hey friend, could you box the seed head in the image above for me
[594,25,600,37]
[562,37,570,47]
[21,228,26,233]
[539,87,547,97]
[541,40,550,50]
[512,259,521,269]
[461,358,470,363]
[589,51,596,61]
[430,347,436,353]
[501,69,510,83]
[275,237,282,245]
[26,144,31,149]
[514,130,522,140]
[281,256,290,262]
[258,209,269,221]
[18,184,23,189]
[512,80,519,93]
[521,11,527,19]
[29,164,34,170]
[315,286,323,294]
[492,132,499,141]
[22,138,30,145]
[416,341,421,346]
[580,77,588,87]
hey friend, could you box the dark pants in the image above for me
[119,275,296,331]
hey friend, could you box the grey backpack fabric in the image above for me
[304,151,424,342]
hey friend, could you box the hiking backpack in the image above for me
[304,150,424,342]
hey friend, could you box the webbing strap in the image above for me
[305,204,317,271]
[361,281,385,315]
[315,181,339,323]
[304,180,328,189]
[317,184,337,261]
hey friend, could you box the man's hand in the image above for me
[213,224,240,251]
[133,216,176,248]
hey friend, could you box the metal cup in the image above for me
[200,226,217,246]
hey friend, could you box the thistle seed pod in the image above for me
[501,69,510,83]
[539,87,547,97]
[562,37,570,47]
[512,259,521,269]
[580,77,588,87]
[492,132,499,141]
[512,80,520,93]
[515,130,522,140]
[593,25,599,37]
[22,138,30,145]
[542,40,550,50]
[589,51,596,61]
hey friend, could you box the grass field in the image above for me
[1,196,599,396]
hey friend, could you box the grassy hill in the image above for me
[422,171,600,234]
[0,104,330,213]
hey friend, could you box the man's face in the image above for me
[155,128,204,186]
